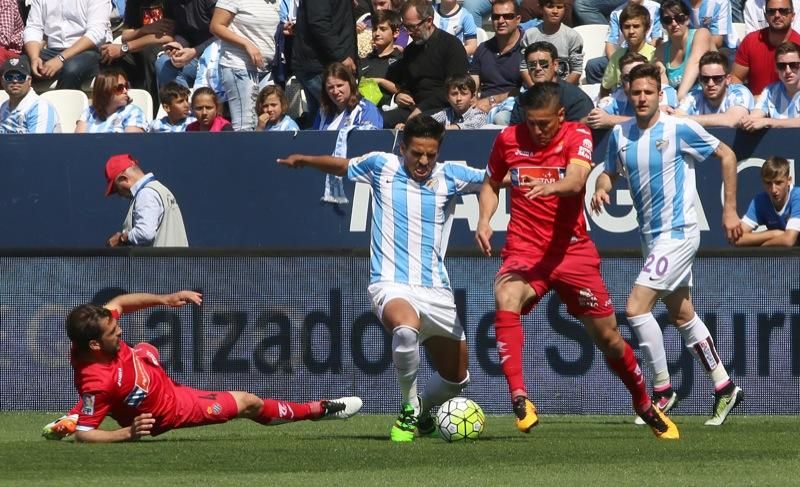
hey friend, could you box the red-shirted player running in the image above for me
[476,82,679,440]
[43,290,362,443]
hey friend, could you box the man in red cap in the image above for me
[105,153,188,247]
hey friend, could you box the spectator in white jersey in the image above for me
[520,0,583,86]
[736,155,800,247]
[588,53,678,129]
[430,74,487,130]
[278,115,487,443]
[434,0,478,57]
[105,153,189,248]
[75,68,147,133]
[0,57,61,133]
[741,41,800,131]
[671,51,754,128]
[685,0,738,50]
[148,81,195,132]
[592,62,744,427]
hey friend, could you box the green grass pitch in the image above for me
[3,413,798,486]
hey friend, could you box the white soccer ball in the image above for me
[436,397,485,442]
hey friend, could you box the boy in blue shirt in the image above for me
[737,156,800,246]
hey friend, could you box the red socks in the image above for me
[255,400,320,425]
[495,310,526,397]
[605,342,651,413]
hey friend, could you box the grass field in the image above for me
[3,413,798,486]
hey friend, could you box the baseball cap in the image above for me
[1,57,31,78]
[104,154,139,196]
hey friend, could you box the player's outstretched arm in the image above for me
[591,171,617,215]
[276,154,349,176]
[715,142,742,244]
[105,291,203,315]
[476,175,501,257]
[74,414,155,443]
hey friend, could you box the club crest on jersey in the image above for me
[655,139,669,151]
[81,394,95,415]
[207,403,223,415]
[425,178,439,191]
[514,149,532,157]
[701,16,712,27]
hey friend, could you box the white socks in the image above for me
[628,313,671,388]
[392,326,421,412]
[678,314,730,389]
[420,371,470,413]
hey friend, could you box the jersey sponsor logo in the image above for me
[514,149,533,157]
[81,394,95,415]
[511,166,563,186]
[116,367,123,386]
[577,288,599,309]
[577,146,592,160]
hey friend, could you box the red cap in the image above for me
[104,154,138,196]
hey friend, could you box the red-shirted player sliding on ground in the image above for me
[476,82,679,440]
[42,290,362,442]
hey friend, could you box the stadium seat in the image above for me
[285,75,307,120]
[579,83,601,104]
[129,88,155,122]
[155,103,167,122]
[574,24,609,84]
[39,89,89,134]
[733,22,747,42]
[0,90,8,106]
[476,27,489,45]
[33,77,94,95]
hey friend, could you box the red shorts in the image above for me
[498,240,614,318]
[167,386,239,430]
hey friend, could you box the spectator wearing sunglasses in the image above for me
[75,67,147,133]
[741,40,800,130]
[744,0,800,33]
[0,57,61,133]
[733,0,800,96]
[652,0,714,101]
[519,0,583,86]
[672,51,754,127]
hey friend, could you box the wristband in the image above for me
[56,54,66,63]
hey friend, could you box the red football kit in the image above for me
[487,121,612,317]
[68,340,237,435]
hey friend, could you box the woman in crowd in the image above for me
[314,62,383,130]
[75,69,147,133]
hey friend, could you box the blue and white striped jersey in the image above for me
[601,85,678,116]
[0,90,61,134]
[433,4,477,44]
[755,81,800,119]
[347,151,485,288]
[605,114,719,244]
[679,83,754,115]
[607,0,663,47]
[79,103,148,133]
[742,186,800,232]
[686,0,738,48]
[148,115,196,132]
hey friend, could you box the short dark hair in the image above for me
[66,304,112,353]
[628,62,662,90]
[761,156,791,180]
[401,0,434,20]
[524,41,558,62]
[373,9,401,32]
[619,3,651,30]
[191,87,220,108]
[492,0,519,15]
[445,74,477,94]
[775,41,800,60]
[402,114,445,144]
[618,52,649,71]
[520,81,561,111]
[159,81,191,105]
[698,51,730,72]
[659,0,691,18]
[766,0,794,11]
[538,0,566,8]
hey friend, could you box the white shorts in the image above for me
[635,234,699,292]
[367,282,465,342]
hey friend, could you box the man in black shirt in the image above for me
[383,0,468,128]
[153,0,216,92]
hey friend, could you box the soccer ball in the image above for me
[436,397,485,442]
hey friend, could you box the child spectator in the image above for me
[255,85,299,131]
[75,68,147,134]
[355,0,410,58]
[149,82,195,132]
[431,74,487,129]
[520,0,584,86]
[359,9,401,107]
[736,155,800,247]
[741,41,800,130]
[434,0,479,57]
[314,62,383,130]
[599,4,656,98]
[187,87,234,131]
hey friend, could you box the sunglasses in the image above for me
[527,59,550,70]
[699,74,726,84]
[777,61,800,71]
[491,12,518,21]
[660,13,687,25]
[766,7,793,16]
[402,16,430,31]
[3,72,27,83]
[114,82,130,94]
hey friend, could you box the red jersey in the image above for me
[735,28,800,95]
[69,340,181,434]
[487,121,594,256]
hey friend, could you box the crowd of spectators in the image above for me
[1,0,800,138]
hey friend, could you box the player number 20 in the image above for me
[643,254,668,277]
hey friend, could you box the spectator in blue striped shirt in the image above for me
[0,56,61,133]
[434,0,478,56]
[741,40,800,130]
[255,85,299,131]
[148,81,195,132]
[76,68,147,133]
